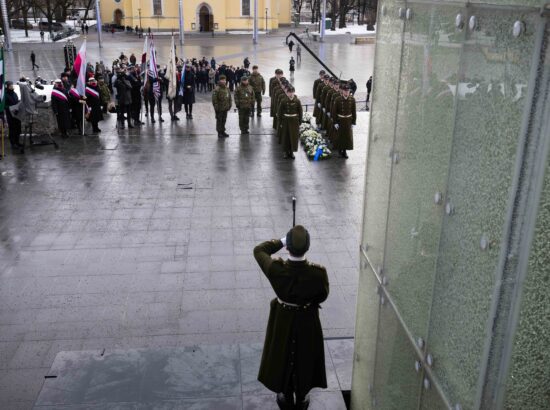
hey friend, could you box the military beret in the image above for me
[286,225,310,256]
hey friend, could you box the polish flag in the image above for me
[73,40,87,96]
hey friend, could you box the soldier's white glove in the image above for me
[334,124,339,130]
[317,103,321,108]
[280,237,287,246]
[352,124,356,128]
[322,108,326,112]
[327,113,330,118]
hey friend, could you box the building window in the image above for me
[153,0,162,16]
[241,0,250,16]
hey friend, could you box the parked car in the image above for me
[11,19,34,29]
[38,21,64,31]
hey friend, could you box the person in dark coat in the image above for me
[85,77,103,133]
[51,79,71,137]
[254,225,329,410]
[4,81,24,153]
[366,75,372,102]
[115,69,134,128]
[210,57,216,69]
[128,67,143,125]
[68,86,83,134]
[288,40,295,52]
[289,57,295,77]
[167,66,182,121]
[182,65,196,119]
[243,57,250,70]
[30,51,39,70]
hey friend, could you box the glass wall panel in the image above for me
[504,159,550,408]
[361,0,405,269]
[350,257,381,410]
[382,3,464,339]
[372,303,422,409]
[424,7,538,408]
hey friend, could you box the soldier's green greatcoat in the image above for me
[234,82,255,133]
[272,86,286,130]
[277,95,303,152]
[312,78,323,123]
[323,88,336,132]
[249,72,266,114]
[331,94,357,150]
[254,239,329,397]
[212,84,232,135]
[325,89,340,142]
[318,84,331,129]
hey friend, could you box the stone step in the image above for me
[34,340,354,409]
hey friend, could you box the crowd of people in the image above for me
[2,44,369,158]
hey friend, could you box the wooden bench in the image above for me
[355,36,375,44]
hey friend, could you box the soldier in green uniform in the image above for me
[234,76,255,135]
[278,85,303,159]
[331,83,357,158]
[212,75,232,138]
[317,76,332,131]
[249,65,266,117]
[254,225,329,410]
[269,69,284,120]
[272,77,288,130]
[325,80,341,143]
[312,70,325,128]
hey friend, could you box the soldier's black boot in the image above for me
[276,393,294,410]
[295,396,310,410]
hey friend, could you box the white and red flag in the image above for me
[73,40,87,96]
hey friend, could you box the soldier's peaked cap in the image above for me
[241,76,249,81]
[286,225,310,256]
[319,70,326,75]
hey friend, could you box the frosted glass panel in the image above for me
[361,0,405,269]
[382,3,463,339]
[424,7,538,408]
[350,257,380,410]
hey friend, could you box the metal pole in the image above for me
[138,9,142,30]
[178,0,184,45]
[252,0,258,44]
[320,0,327,42]
[292,197,296,227]
[95,0,102,48]
[0,0,12,51]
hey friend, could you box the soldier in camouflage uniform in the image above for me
[249,65,266,117]
[331,82,357,158]
[212,75,232,138]
[234,76,255,135]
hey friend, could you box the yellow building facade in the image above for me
[100,0,292,32]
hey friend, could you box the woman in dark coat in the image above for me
[182,65,196,119]
[85,77,103,133]
[4,81,24,153]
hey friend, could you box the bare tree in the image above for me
[338,0,355,29]
[2,0,34,37]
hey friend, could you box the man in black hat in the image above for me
[254,225,329,410]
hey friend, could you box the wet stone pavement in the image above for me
[0,34,373,409]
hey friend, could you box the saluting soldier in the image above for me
[278,85,303,160]
[51,79,71,138]
[212,74,232,138]
[249,65,266,117]
[331,82,357,158]
[254,225,329,410]
[234,76,255,135]
[312,70,325,128]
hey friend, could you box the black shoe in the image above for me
[171,116,177,121]
[189,114,193,119]
[159,117,165,122]
[174,116,180,120]
[93,128,101,133]
[276,393,294,410]
[290,152,295,159]
[128,124,134,128]
[223,133,229,137]
[151,119,156,123]
[257,113,262,117]
[296,397,310,410]
[218,134,225,138]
